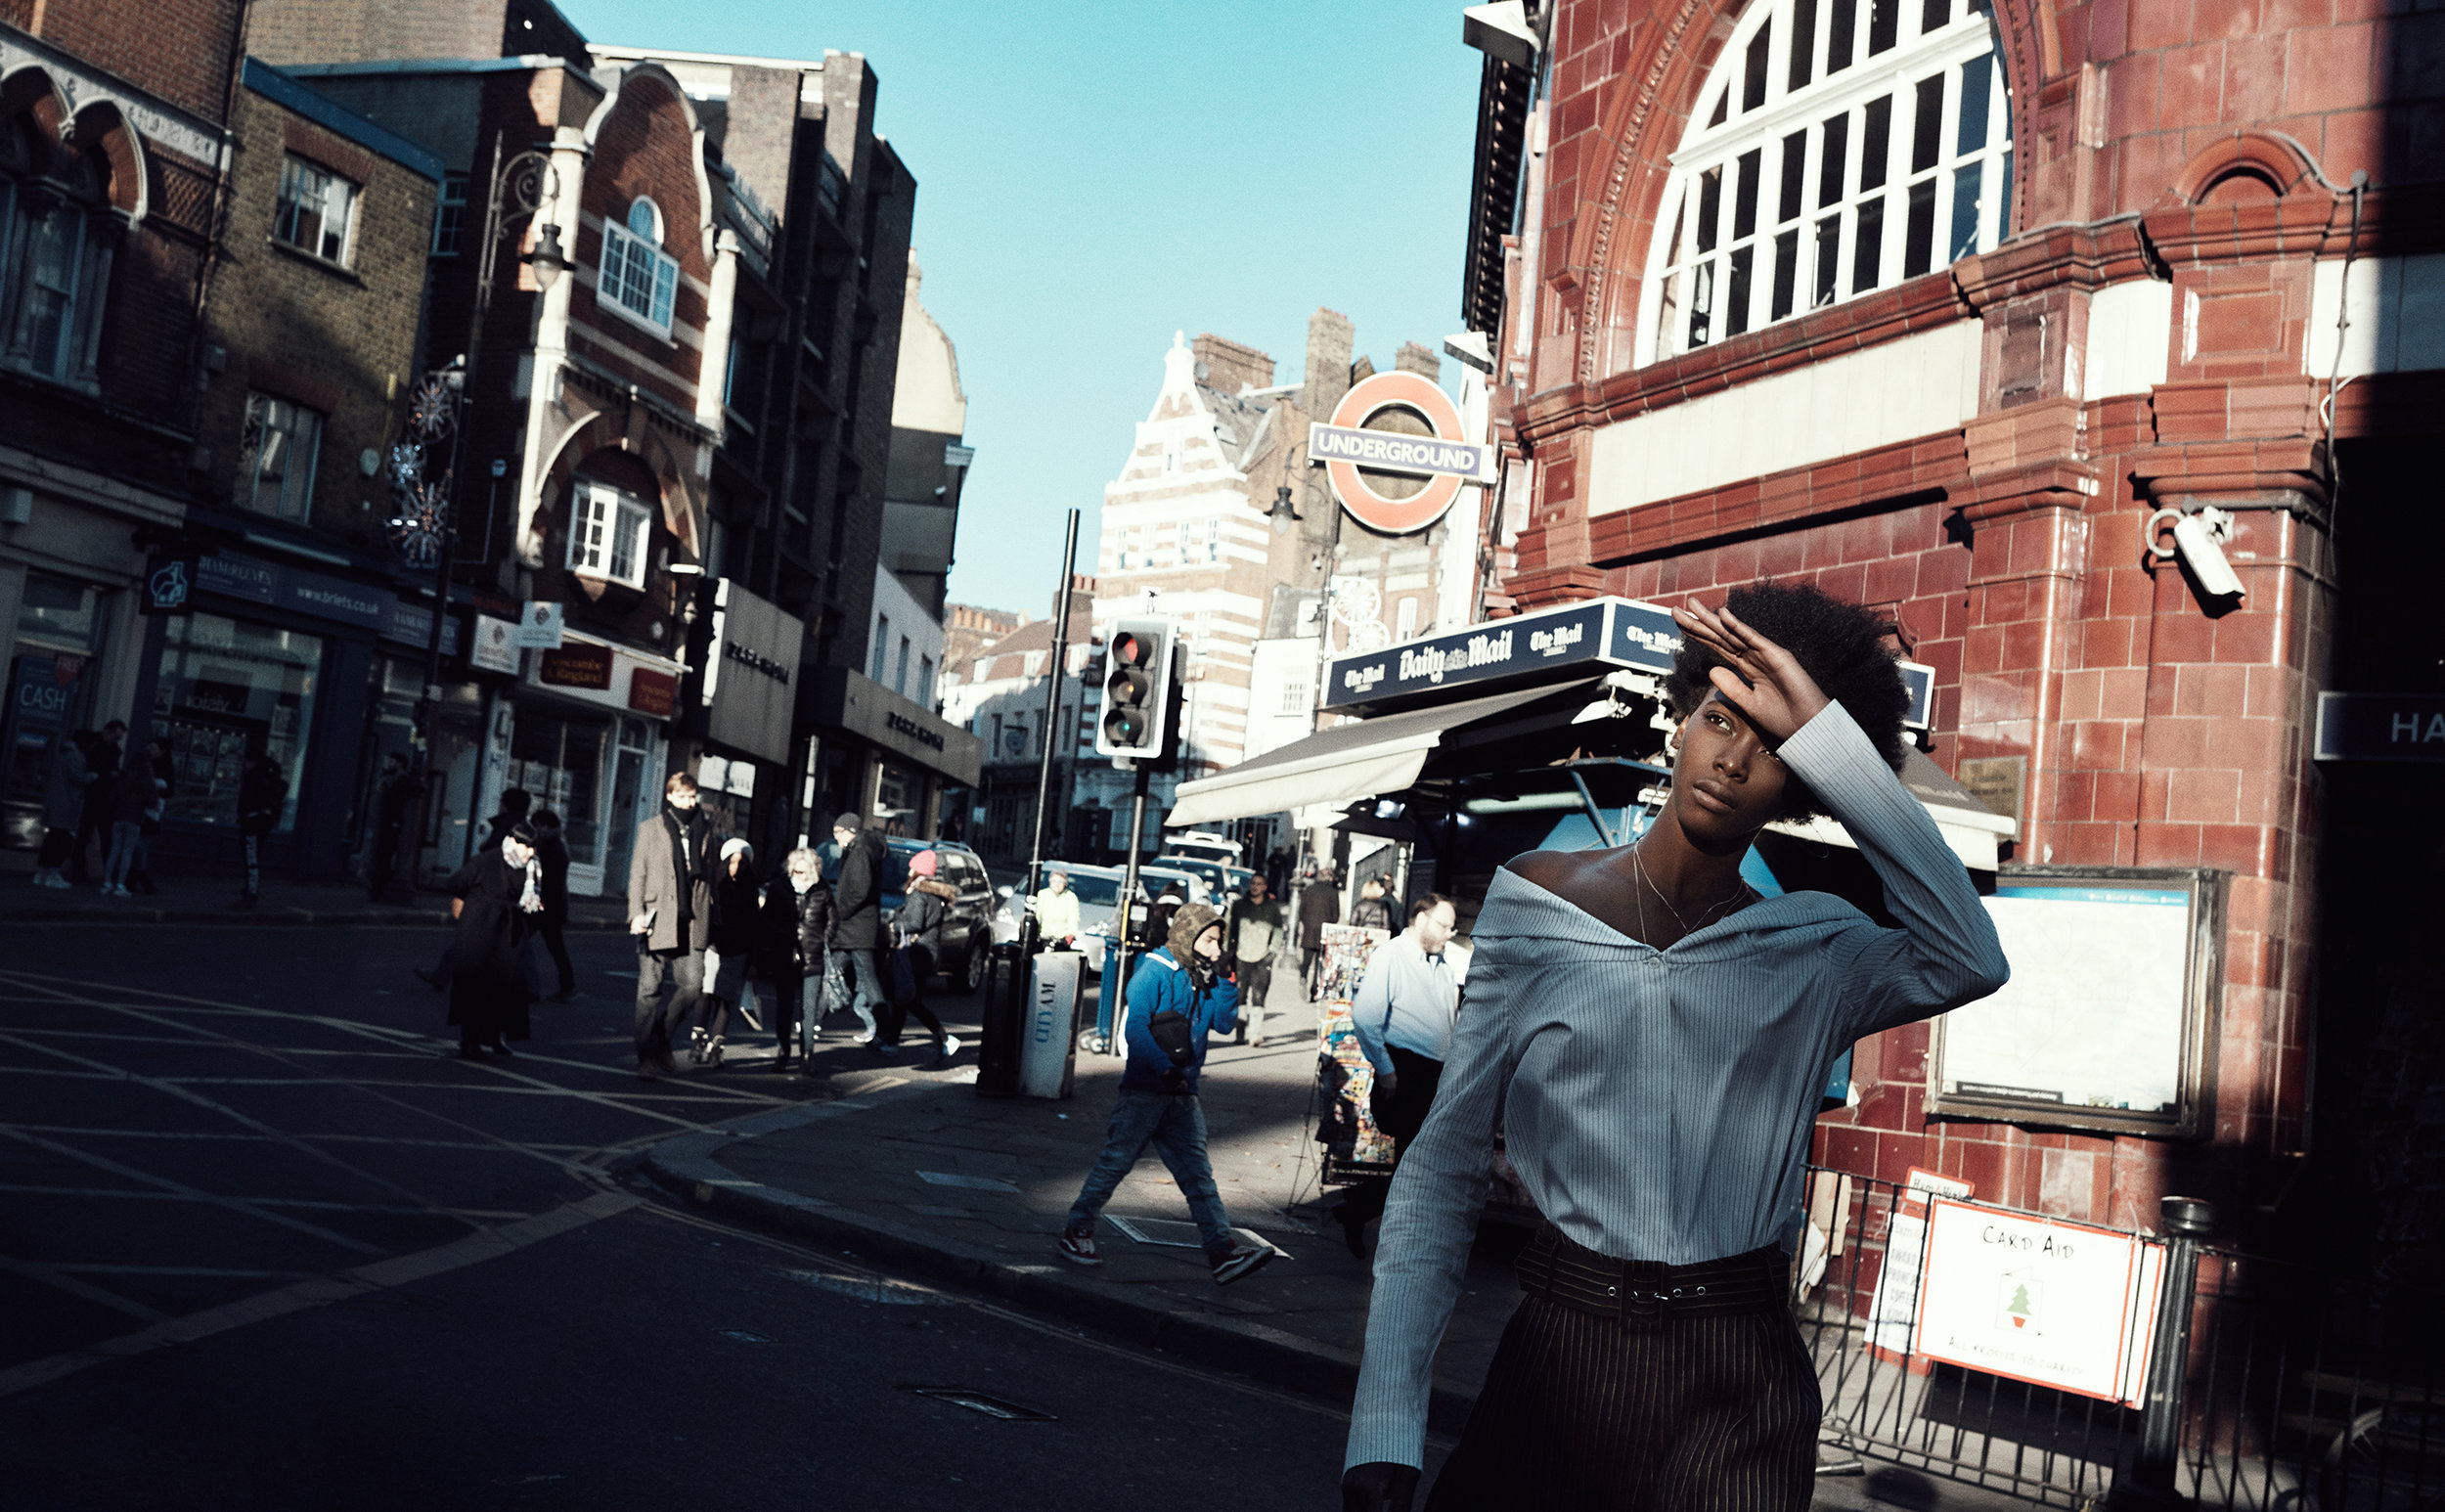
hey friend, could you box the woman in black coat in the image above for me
[693,837,763,1067]
[445,822,543,1060]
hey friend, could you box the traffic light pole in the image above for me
[1102,758,1152,1056]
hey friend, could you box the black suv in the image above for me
[879,838,999,994]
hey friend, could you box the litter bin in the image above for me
[974,939,1028,1098]
[1019,951,1083,1100]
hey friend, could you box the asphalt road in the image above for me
[0,922,1352,1511]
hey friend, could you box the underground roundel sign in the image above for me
[1307,371,1495,535]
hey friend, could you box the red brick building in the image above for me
[1464,0,2445,1285]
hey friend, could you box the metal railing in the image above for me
[1796,1167,2444,1510]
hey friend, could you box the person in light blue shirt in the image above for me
[1336,893,1461,1257]
[1341,585,2008,1512]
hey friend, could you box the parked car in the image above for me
[992,861,1208,976]
[1155,855,1252,900]
[1161,830,1243,868]
[878,837,1000,994]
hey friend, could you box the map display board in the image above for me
[1930,867,2225,1138]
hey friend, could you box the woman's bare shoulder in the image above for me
[1500,847,1623,896]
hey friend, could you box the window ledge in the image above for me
[268,238,364,285]
[592,289,676,347]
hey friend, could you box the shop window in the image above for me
[566,481,651,588]
[510,711,609,867]
[241,392,324,522]
[600,717,655,887]
[153,612,324,831]
[1,123,116,388]
[599,197,678,337]
[275,155,359,265]
[430,172,467,256]
[1,573,108,851]
[1642,0,2011,363]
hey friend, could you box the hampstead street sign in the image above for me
[2314,691,2445,762]
[1308,370,1494,535]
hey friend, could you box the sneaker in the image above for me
[1211,1243,1275,1287]
[1057,1231,1102,1267]
[938,1034,963,1062]
[689,1026,710,1064]
[704,1035,725,1067]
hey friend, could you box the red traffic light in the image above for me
[1111,631,1149,669]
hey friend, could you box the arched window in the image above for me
[599,194,677,336]
[626,197,662,245]
[1641,0,2012,365]
[0,118,117,387]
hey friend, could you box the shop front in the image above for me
[687,579,803,862]
[800,666,982,844]
[498,630,684,898]
[134,547,467,884]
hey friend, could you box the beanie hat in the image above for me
[907,849,939,877]
[721,837,753,864]
[1167,903,1222,963]
[832,812,864,834]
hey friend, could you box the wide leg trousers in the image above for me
[1424,1236,1820,1512]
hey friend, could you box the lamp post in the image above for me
[387,132,564,887]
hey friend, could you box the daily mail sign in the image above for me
[1324,597,1683,711]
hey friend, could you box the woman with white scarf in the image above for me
[444,821,547,1061]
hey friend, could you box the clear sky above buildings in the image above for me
[559,0,1483,621]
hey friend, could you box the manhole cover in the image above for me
[896,1385,1056,1421]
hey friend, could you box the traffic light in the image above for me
[1095,616,1177,761]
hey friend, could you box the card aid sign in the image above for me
[1913,1199,2158,1404]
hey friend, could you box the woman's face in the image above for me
[789,863,816,887]
[1668,691,1790,852]
[727,853,745,877]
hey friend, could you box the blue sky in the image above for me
[559,0,1484,619]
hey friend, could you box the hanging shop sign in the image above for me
[1308,370,1494,534]
[2313,691,2445,762]
[700,578,803,764]
[469,615,521,675]
[1325,596,1679,711]
[513,600,566,650]
[627,667,677,718]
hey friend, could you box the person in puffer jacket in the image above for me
[880,850,961,1067]
[1053,903,1274,1287]
[757,847,832,1072]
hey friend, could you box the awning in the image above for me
[1164,683,1579,828]
[1764,748,2019,870]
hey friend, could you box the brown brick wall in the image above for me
[196,79,437,549]
[19,0,246,122]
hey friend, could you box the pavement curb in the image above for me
[0,905,634,928]
[640,1082,1482,1437]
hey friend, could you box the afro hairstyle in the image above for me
[1661,581,1911,821]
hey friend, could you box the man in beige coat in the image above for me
[628,771,714,1077]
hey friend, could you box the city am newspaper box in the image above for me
[1019,951,1082,1100]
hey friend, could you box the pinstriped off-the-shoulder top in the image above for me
[1345,701,2011,1472]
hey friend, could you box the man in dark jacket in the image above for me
[73,721,125,884]
[627,773,714,1077]
[367,753,416,903]
[531,809,576,999]
[1296,861,1341,996]
[827,812,887,1047]
[233,753,286,909]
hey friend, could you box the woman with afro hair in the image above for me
[1342,583,2010,1512]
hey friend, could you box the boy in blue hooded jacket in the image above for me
[1058,902,1275,1286]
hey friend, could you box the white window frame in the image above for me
[274,155,359,266]
[241,392,325,522]
[598,197,679,339]
[1639,0,2013,367]
[566,481,652,589]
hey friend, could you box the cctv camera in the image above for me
[2147,507,2245,600]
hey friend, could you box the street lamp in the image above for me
[388,132,564,887]
[1266,483,1303,537]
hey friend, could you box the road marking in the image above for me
[0,1189,641,1400]
[0,1254,168,1324]
[0,1125,381,1256]
[0,1184,529,1220]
